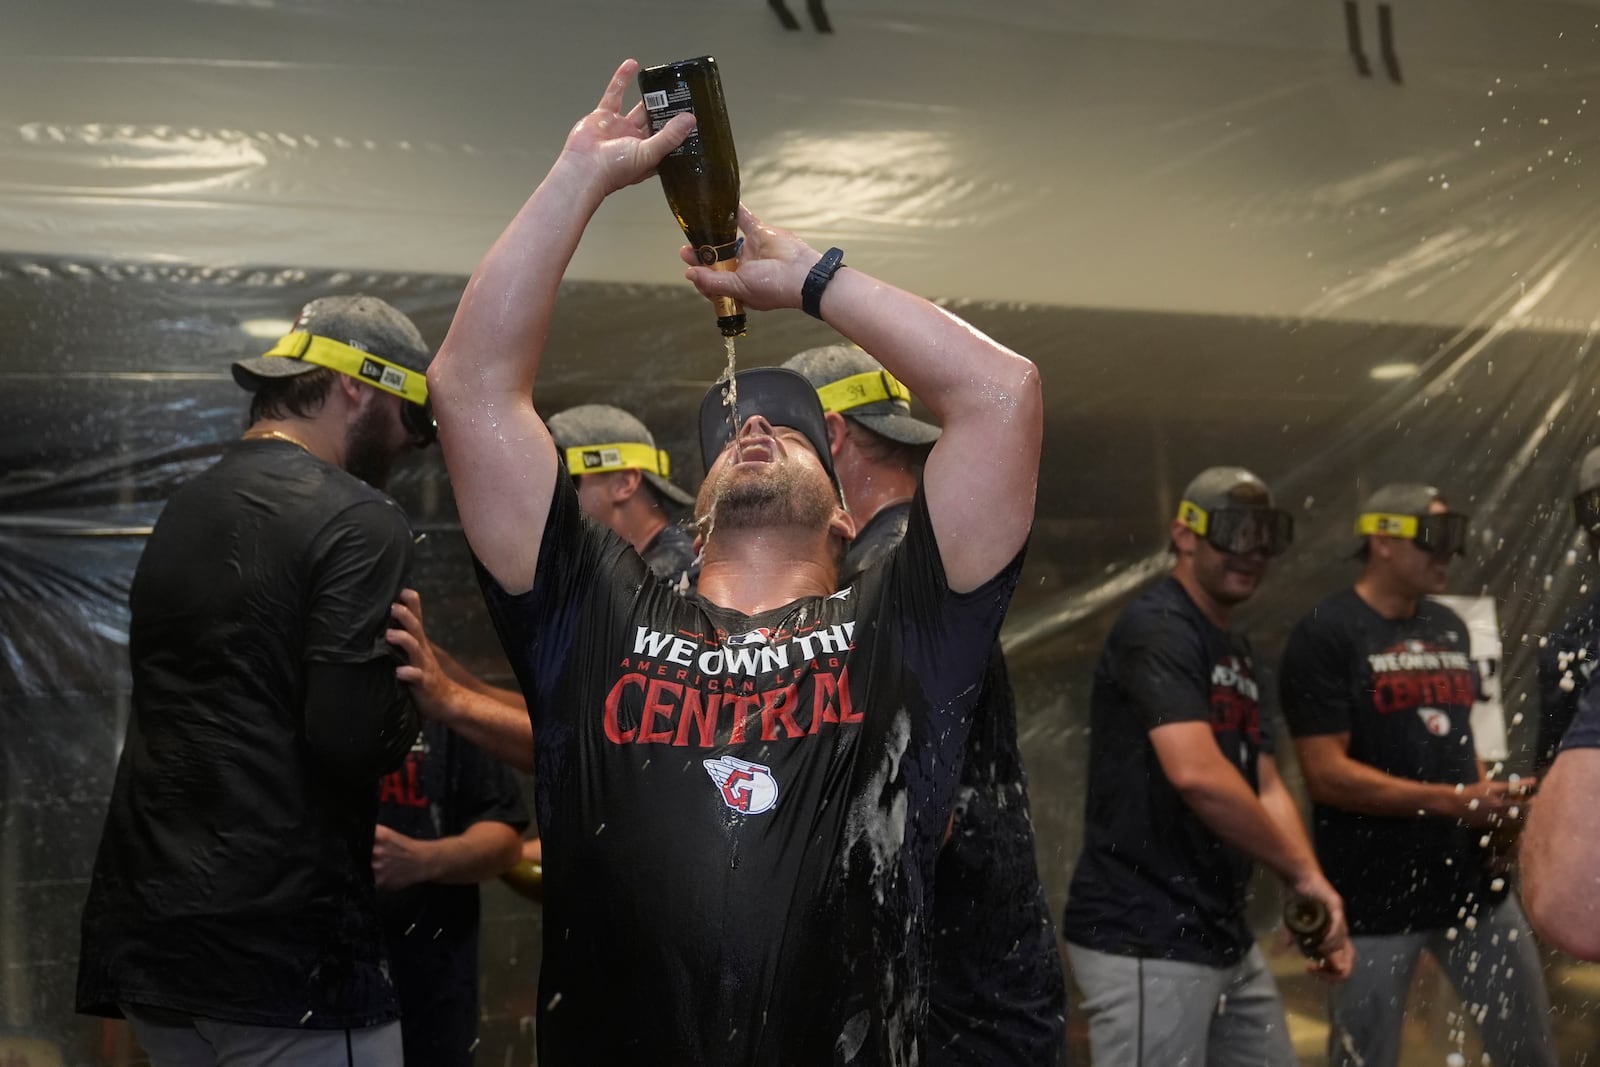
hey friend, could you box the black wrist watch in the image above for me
[802,247,846,320]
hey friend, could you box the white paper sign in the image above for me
[1433,594,1509,762]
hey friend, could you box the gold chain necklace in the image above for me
[241,428,311,452]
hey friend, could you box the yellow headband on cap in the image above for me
[263,331,429,406]
[1177,499,1211,535]
[1355,512,1421,538]
[815,370,912,414]
[564,442,673,479]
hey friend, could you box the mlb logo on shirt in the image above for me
[703,755,779,815]
[725,628,771,648]
[1416,707,1451,737]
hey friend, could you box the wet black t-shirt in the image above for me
[845,506,1066,1066]
[1060,576,1273,967]
[478,480,1022,1066]
[642,521,700,590]
[1278,589,1500,935]
[77,439,413,1027]
[377,721,528,1067]
[1536,589,1600,769]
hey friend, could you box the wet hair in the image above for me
[248,367,339,424]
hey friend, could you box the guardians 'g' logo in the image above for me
[702,755,779,815]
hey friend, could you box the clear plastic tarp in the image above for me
[6,1,1600,1062]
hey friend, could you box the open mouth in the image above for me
[733,436,775,464]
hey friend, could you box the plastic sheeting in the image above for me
[8,0,1600,1062]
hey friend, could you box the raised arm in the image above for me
[427,61,694,595]
[685,208,1042,592]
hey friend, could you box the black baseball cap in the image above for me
[698,367,840,494]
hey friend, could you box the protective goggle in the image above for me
[1575,488,1600,537]
[815,370,913,415]
[1354,511,1470,557]
[563,441,674,479]
[263,331,435,447]
[1177,500,1295,557]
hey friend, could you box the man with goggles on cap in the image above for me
[77,294,437,1065]
[1533,445,1600,771]
[1062,467,1351,1067]
[1279,484,1556,1067]
[424,60,1041,1065]
[781,344,1066,1066]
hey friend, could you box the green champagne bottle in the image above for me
[638,55,746,338]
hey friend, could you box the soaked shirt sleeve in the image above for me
[305,498,414,663]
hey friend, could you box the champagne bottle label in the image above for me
[643,83,703,157]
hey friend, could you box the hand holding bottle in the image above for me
[1286,871,1356,982]
[682,205,833,313]
[558,59,696,198]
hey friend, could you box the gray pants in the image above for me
[1328,895,1556,1067]
[1066,942,1297,1067]
[125,1009,403,1067]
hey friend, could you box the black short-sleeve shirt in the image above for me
[844,506,1066,1066]
[1060,576,1273,967]
[1278,588,1500,934]
[77,439,414,1028]
[377,721,528,1067]
[477,479,1023,1066]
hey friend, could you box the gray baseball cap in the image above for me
[1351,482,1445,556]
[781,345,940,447]
[546,404,695,508]
[231,294,431,391]
[1179,466,1274,514]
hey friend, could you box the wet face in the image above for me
[695,414,838,534]
[344,392,415,490]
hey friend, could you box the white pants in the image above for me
[1066,942,1297,1067]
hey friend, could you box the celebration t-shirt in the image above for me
[1278,588,1501,935]
[1061,576,1273,967]
[478,480,1023,1065]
